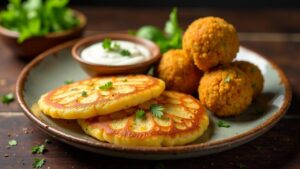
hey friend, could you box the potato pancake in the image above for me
[38,75,165,119]
[78,91,209,147]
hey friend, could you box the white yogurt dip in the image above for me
[81,40,151,66]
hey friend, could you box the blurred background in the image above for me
[1,0,300,7]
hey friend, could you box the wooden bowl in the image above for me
[0,10,87,60]
[72,33,161,76]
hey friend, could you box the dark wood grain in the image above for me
[0,7,300,169]
[0,114,300,169]
[73,7,300,33]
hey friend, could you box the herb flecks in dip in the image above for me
[81,40,151,66]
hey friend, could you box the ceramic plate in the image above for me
[16,40,292,160]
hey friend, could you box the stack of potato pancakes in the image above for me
[37,75,209,147]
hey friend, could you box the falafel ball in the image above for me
[183,17,239,71]
[158,49,203,94]
[231,61,264,97]
[199,66,253,117]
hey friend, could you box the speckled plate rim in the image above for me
[16,39,292,155]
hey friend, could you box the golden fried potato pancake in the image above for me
[38,75,165,119]
[78,91,209,147]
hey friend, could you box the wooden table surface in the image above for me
[1,7,300,169]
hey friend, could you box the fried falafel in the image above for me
[199,65,253,117]
[183,16,239,71]
[231,61,264,97]
[158,49,203,94]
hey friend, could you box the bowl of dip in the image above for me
[72,33,160,76]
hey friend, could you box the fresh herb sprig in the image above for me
[32,144,45,154]
[150,104,164,118]
[99,81,113,90]
[102,38,132,57]
[135,109,146,119]
[217,120,231,128]
[1,92,14,104]
[135,8,183,53]
[0,0,79,43]
[32,158,45,169]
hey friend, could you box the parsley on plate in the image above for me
[99,81,113,90]
[150,104,164,118]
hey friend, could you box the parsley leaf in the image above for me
[102,38,112,50]
[224,75,231,83]
[64,80,74,84]
[120,49,131,56]
[99,82,113,90]
[8,139,17,146]
[102,38,131,56]
[217,120,231,128]
[135,109,145,119]
[32,144,45,154]
[32,158,45,169]
[1,92,14,104]
[81,91,88,97]
[150,104,164,118]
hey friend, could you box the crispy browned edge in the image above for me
[16,40,292,154]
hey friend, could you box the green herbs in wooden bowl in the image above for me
[0,0,87,59]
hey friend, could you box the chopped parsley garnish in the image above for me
[81,91,88,97]
[217,120,231,128]
[120,49,131,56]
[32,158,45,169]
[64,80,74,84]
[224,75,231,83]
[1,92,14,104]
[102,38,131,56]
[8,139,17,146]
[102,38,112,50]
[150,104,164,118]
[135,109,146,119]
[32,144,45,154]
[99,81,113,90]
